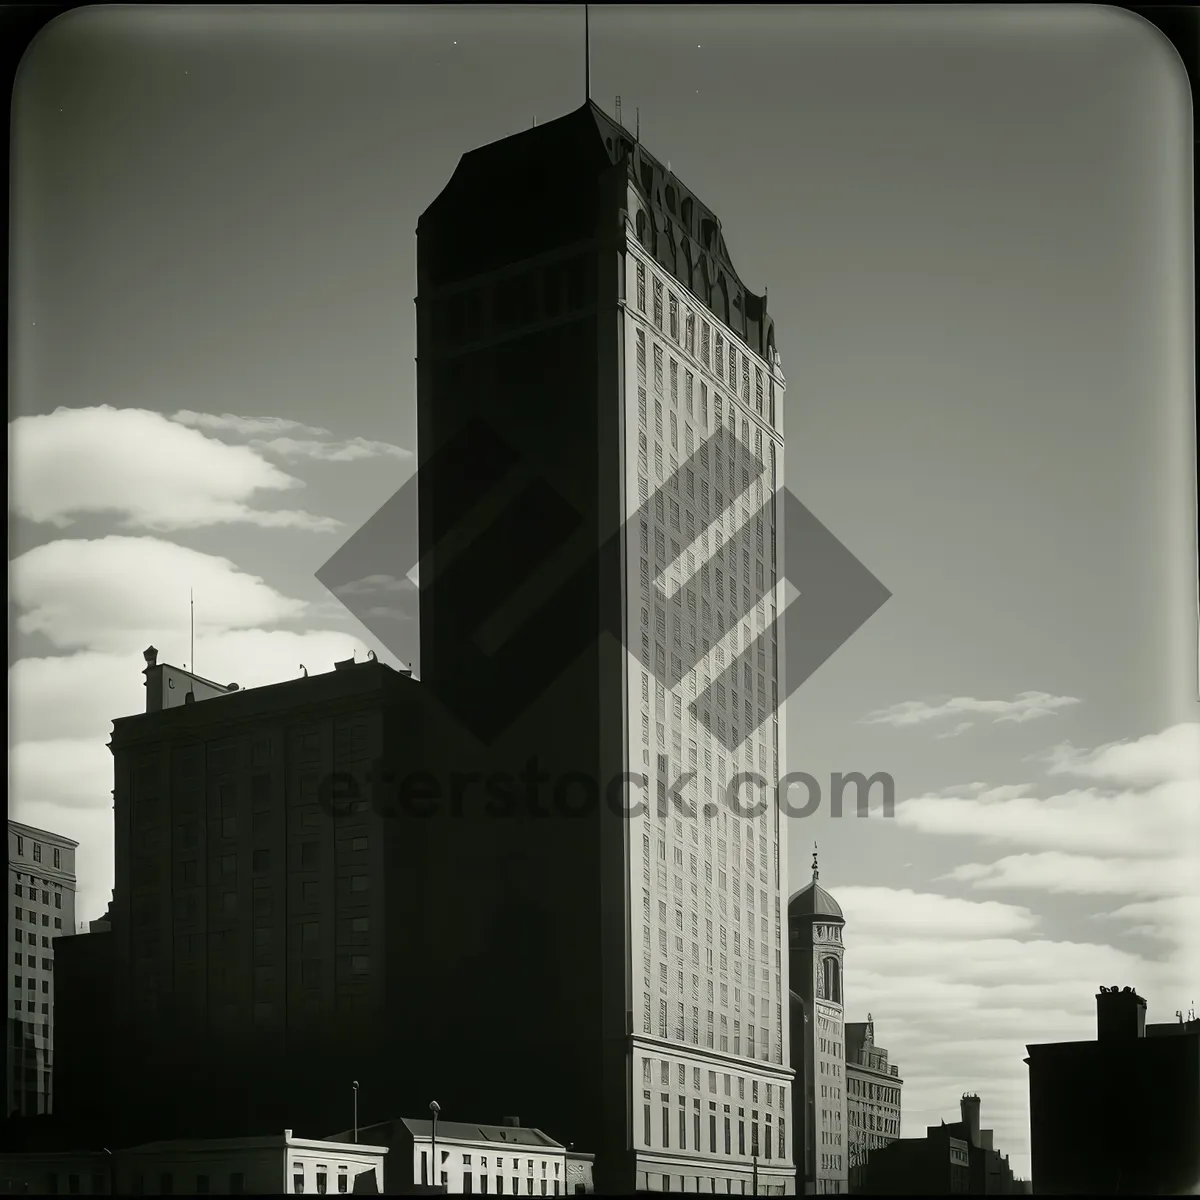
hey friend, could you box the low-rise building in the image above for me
[0,1130,385,1195]
[329,1116,582,1195]
[856,1095,1022,1195]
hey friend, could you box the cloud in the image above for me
[333,573,416,597]
[171,410,411,464]
[10,406,338,532]
[172,411,331,438]
[255,436,411,463]
[11,536,307,653]
[935,721,975,739]
[895,780,1195,857]
[862,691,1080,730]
[941,851,1197,898]
[835,885,1194,1179]
[1044,722,1200,788]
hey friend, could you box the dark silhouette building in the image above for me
[49,926,113,1126]
[105,649,422,1145]
[858,1094,1020,1195]
[1025,986,1200,1195]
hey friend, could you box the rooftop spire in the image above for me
[812,842,819,882]
[584,5,590,103]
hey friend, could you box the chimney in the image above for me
[1096,986,1147,1042]
[960,1094,981,1147]
[143,645,164,713]
[502,1117,520,1128]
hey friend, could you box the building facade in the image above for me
[787,856,847,1194]
[6,821,78,1118]
[336,1116,577,1195]
[0,1130,386,1196]
[106,650,421,1142]
[1026,987,1200,1195]
[412,101,793,1194]
[844,1015,902,1186]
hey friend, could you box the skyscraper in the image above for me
[6,821,78,1118]
[413,100,793,1193]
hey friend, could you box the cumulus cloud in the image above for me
[11,536,307,653]
[836,884,1193,1179]
[862,691,1080,730]
[10,406,338,532]
[1044,722,1200,788]
[895,781,1194,857]
[941,851,1197,898]
[171,410,411,463]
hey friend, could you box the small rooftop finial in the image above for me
[812,842,819,882]
[300,664,308,678]
[143,646,158,667]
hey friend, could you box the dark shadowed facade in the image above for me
[408,101,794,1193]
[105,652,424,1144]
[1025,987,1200,1195]
[858,1094,1021,1196]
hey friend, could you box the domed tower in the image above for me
[787,846,848,1195]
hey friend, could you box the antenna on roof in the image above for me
[615,95,622,126]
[584,5,590,102]
[636,107,640,141]
[190,588,195,677]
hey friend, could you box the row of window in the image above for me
[634,260,778,429]
[13,882,65,907]
[292,1162,361,1194]
[12,907,63,930]
[848,1111,899,1135]
[641,1059,787,1110]
[640,1091,785,1162]
[848,1078,900,1106]
[13,836,63,868]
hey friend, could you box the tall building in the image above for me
[106,648,421,1142]
[6,822,78,1118]
[1025,986,1200,1194]
[413,100,792,1193]
[844,1014,902,1186]
[787,854,847,1194]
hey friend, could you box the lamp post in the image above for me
[429,1100,441,1190]
[103,1148,114,1197]
[353,1081,359,1143]
[752,1153,758,1195]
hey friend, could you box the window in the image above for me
[294,1163,305,1193]
[67,1175,79,1194]
[33,844,42,863]
[53,848,61,869]
[301,842,320,869]
[196,1176,209,1194]
[350,874,368,892]
[159,1175,173,1196]
[16,836,22,856]
[230,1174,245,1195]
[253,849,270,872]
[316,1166,328,1194]
[336,1173,348,1195]
[222,892,237,915]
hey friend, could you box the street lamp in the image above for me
[353,1081,360,1144]
[429,1100,441,1190]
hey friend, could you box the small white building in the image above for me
[0,1130,386,1195]
[333,1117,587,1195]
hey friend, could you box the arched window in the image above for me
[822,956,841,1005]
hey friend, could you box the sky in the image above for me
[8,3,1198,1177]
